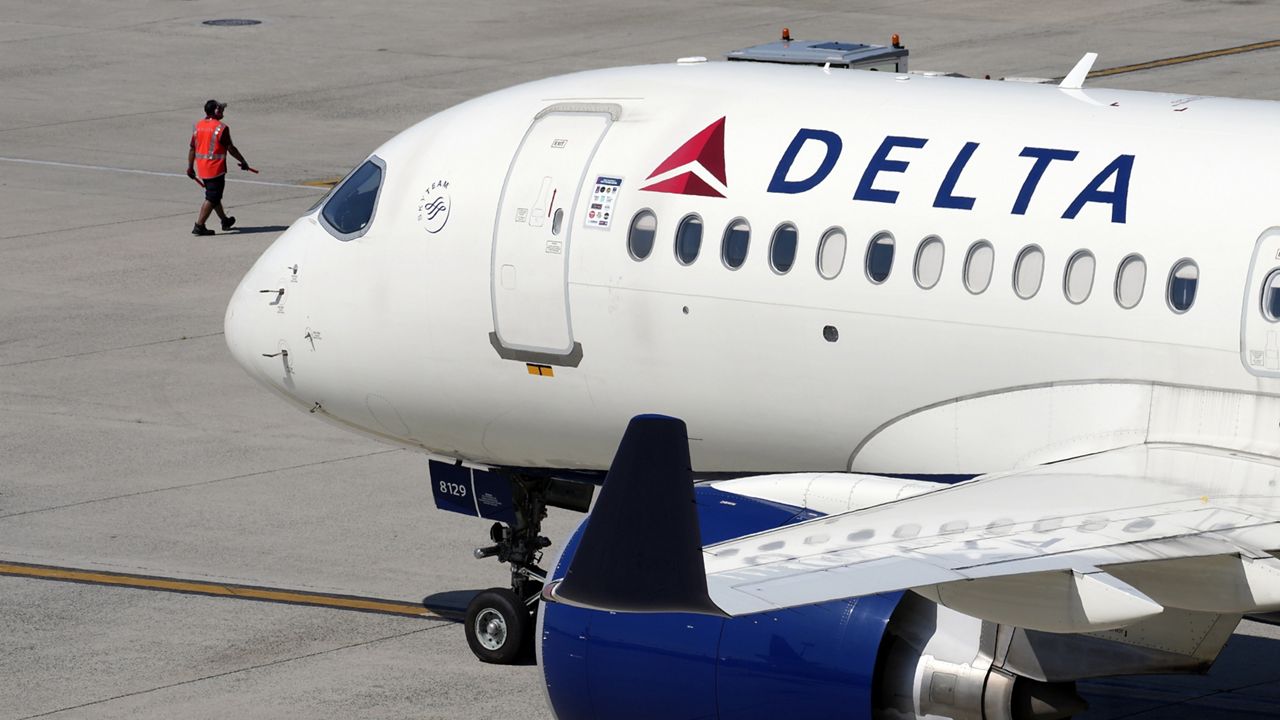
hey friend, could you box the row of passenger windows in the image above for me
[626,210,1201,313]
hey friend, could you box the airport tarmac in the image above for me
[2,1,1280,717]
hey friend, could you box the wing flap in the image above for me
[704,444,1280,630]
[916,570,1163,633]
[1109,554,1280,614]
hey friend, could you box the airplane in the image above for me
[223,36,1280,720]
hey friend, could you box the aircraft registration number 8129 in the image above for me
[439,481,468,498]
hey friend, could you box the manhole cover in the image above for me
[202,18,261,26]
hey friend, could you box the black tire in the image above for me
[465,588,527,664]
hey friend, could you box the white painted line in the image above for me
[0,156,325,190]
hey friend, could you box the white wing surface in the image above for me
[703,444,1280,632]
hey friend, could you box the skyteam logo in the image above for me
[418,179,451,234]
[640,117,727,198]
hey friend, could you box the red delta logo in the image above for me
[640,117,727,198]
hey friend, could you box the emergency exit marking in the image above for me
[526,363,555,377]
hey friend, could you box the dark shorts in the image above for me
[202,174,226,203]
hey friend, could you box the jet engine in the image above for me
[539,484,1215,720]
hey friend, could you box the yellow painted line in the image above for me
[1089,39,1280,78]
[0,561,439,619]
[300,176,344,188]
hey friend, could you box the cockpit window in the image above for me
[320,156,385,240]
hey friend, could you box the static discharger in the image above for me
[527,363,555,377]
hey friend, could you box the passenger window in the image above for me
[1115,254,1146,309]
[628,210,656,260]
[770,223,798,274]
[1013,245,1045,299]
[866,233,895,284]
[722,219,750,270]
[321,157,385,240]
[817,227,847,279]
[1064,250,1095,304]
[675,214,703,265]
[914,236,944,289]
[1264,269,1280,321]
[963,241,994,294]
[1167,259,1199,313]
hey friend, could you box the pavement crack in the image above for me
[0,331,225,368]
[0,449,402,520]
[0,209,194,242]
[0,102,205,135]
[0,191,315,241]
[16,624,442,719]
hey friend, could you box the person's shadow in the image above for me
[226,225,290,235]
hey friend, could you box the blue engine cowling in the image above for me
[541,486,903,720]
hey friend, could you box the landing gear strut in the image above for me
[464,475,553,664]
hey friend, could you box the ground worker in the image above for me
[187,99,250,236]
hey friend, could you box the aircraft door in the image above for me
[1240,226,1280,376]
[490,106,614,360]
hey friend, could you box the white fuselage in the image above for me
[224,61,1280,474]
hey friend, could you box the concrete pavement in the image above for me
[3,1,1280,717]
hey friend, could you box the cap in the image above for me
[204,99,227,116]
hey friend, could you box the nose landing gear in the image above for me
[465,587,528,664]
[463,476,554,664]
[426,462,595,664]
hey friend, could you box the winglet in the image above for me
[549,415,727,616]
[1059,52,1098,89]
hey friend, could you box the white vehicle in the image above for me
[225,52,1280,719]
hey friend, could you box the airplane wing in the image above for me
[702,443,1280,632]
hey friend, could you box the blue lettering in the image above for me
[854,136,928,204]
[1012,147,1078,215]
[933,141,980,210]
[764,128,1134,222]
[767,129,843,194]
[1062,154,1135,224]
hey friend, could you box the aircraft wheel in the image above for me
[465,588,527,664]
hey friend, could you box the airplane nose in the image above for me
[224,221,308,391]
[224,261,270,384]
[223,275,263,379]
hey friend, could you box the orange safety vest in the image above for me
[192,118,228,179]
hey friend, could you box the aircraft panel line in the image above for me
[566,280,1243,352]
